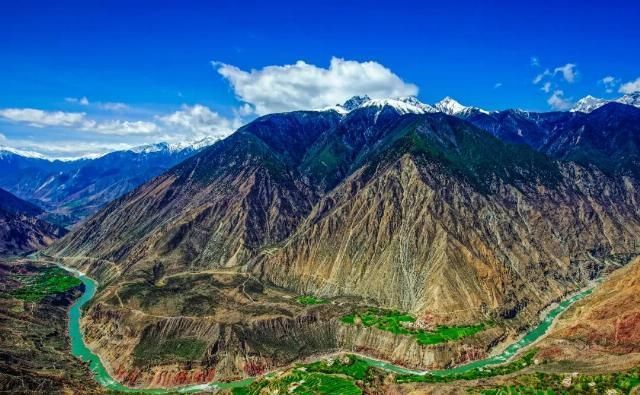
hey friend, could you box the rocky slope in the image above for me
[0,188,67,256]
[0,261,102,393]
[537,256,640,369]
[46,98,640,387]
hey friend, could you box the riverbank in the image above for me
[58,263,600,393]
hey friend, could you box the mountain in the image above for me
[0,138,217,227]
[45,98,640,385]
[0,188,66,256]
[326,95,437,114]
[434,96,488,116]
[571,92,640,113]
[542,102,640,177]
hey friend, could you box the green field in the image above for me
[341,308,486,345]
[296,295,326,305]
[233,352,539,394]
[480,367,640,394]
[9,267,82,302]
[396,349,538,384]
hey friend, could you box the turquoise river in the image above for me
[62,264,597,393]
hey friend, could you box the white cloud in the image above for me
[65,96,90,105]
[213,57,418,115]
[494,82,503,89]
[80,119,158,136]
[0,107,157,135]
[99,102,129,111]
[533,69,551,84]
[0,108,86,127]
[553,63,578,83]
[547,90,573,110]
[541,82,552,93]
[65,96,129,111]
[599,75,619,93]
[619,77,640,94]
[158,104,241,140]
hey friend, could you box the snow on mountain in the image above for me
[325,95,438,115]
[571,93,640,113]
[570,95,609,113]
[0,145,47,160]
[127,137,218,155]
[434,97,488,116]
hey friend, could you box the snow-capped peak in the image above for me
[434,97,487,116]
[571,93,640,113]
[570,95,608,113]
[617,92,640,107]
[0,145,47,160]
[326,95,437,115]
[127,137,218,154]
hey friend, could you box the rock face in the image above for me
[0,188,67,256]
[538,256,640,367]
[0,262,102,393]
[46,100,640,386]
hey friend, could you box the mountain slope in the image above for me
[45,101,640,385]
[0,188,66,256]
[0,140,215,227]
[49,107,640,319]
[542,103,640,177]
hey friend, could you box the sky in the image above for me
[1,0,639,158]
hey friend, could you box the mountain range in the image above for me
[40,94,640,385]
[0,138,217,227]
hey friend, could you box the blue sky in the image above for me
[1,0,639,158]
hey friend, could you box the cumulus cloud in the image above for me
[619,77,640,94]
[0,107,156,135]
[547,90,573,110]
[0,108,86,127]
[80,119,158,135]
[158,104,241,140]
[553,63,578,83]
[213,57,418,115]
[541,82,552,93]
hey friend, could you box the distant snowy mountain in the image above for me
[0,146,48,160]
[571,93,640,113]
[325,95,437,115]
[325,95,495,117]
[0,138,219,226]
[434,96,489,116]
[127,137,218,154]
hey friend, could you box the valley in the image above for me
[3,95,640,393]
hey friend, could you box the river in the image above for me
[63,265,596,393]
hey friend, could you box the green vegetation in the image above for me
[341,308,486,345]
[479,367,640,395]
[233,355,367,395]
[297,295,326,305]
[361,120,562,194]
[133,337,207,366]
[396,349,538,384]
[8,267,81,302]
[234,351,540,394]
